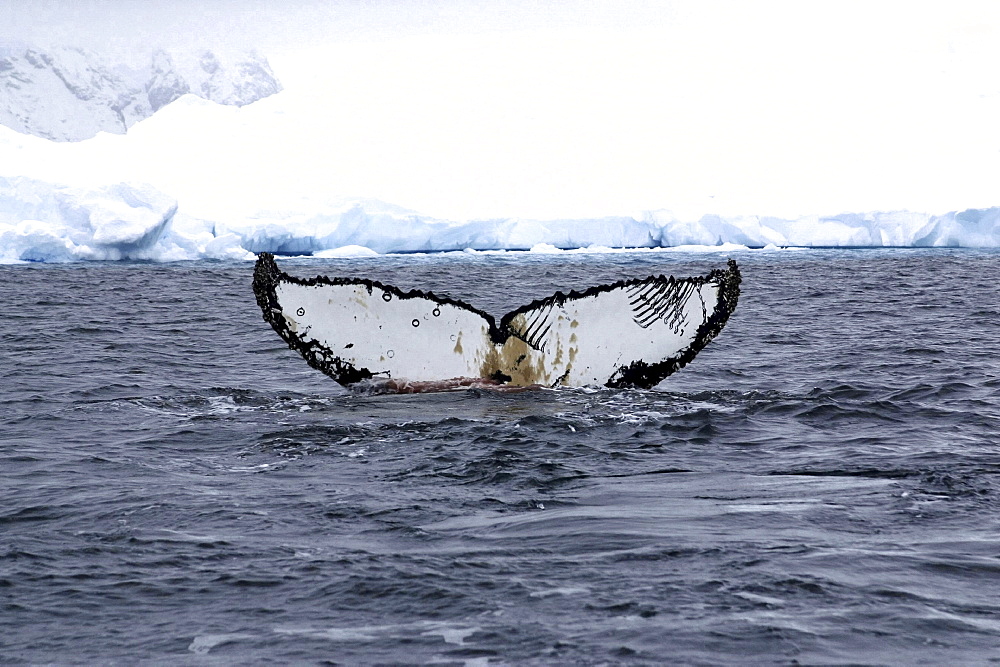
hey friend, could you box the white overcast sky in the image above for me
[3,0,1000,220]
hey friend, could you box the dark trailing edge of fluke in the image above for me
[252,253,741,390]
[606,259,741,388]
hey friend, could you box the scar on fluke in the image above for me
[252,253,740,392]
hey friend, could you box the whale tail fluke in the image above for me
[252,254,740,390]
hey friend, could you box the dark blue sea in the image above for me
[3,249,1000,665]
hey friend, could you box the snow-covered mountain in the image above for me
[0,45,281,141]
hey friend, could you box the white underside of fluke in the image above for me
[274,279,719,387]
[276,281,494,383]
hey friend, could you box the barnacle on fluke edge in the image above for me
[253,253,740,390]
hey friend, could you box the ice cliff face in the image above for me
[0,45,281,141]
[4,173,1000,264]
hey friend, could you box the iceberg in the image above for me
[0,176,179,262]
[1,174,1000,263]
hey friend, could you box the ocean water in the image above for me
[3,249,1000,665]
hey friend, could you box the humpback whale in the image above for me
[253,253,740,391]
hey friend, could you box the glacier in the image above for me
[1,44,998,264]
[1,174,999,264]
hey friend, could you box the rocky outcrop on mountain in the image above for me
[0,45,282,141]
